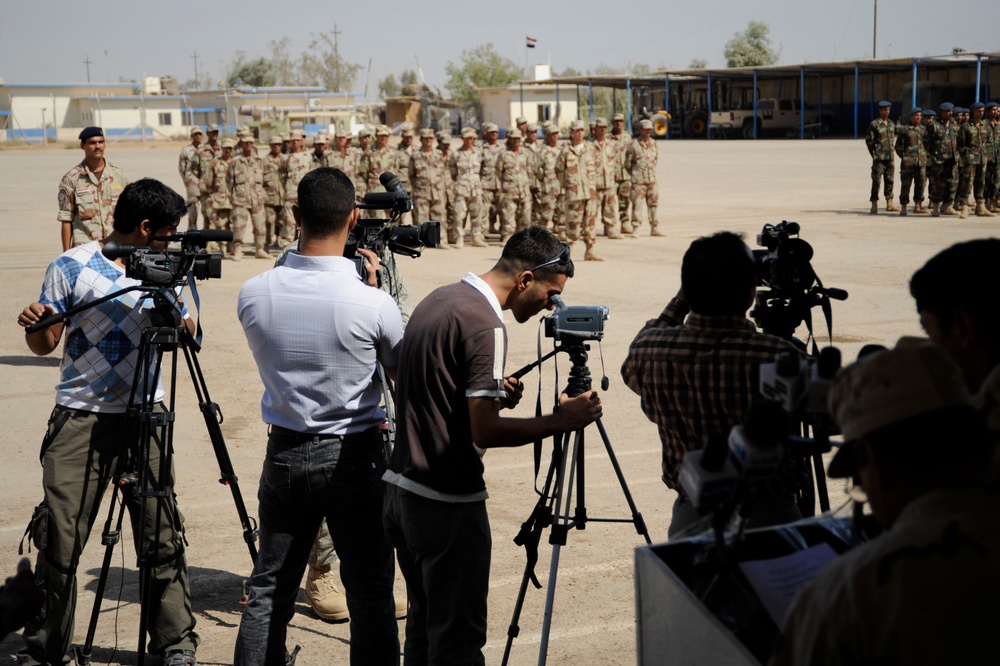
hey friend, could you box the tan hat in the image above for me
[612,113,626,122]
[310,135,327,147]
[436,130,451,143]
[569,120,585,131]
[221,137,236,149]
[240,133,256,143]
[827,337,972,477]
[269,135,283,145]
[418,128,435,138]
[460,127,477,138]
[516,116,528,125]
[543,123,559,135]
[376,124,390,136]
[190,127,204,137]
[206,124,220,133]
[357,127,372,138]
[507,127,523,139]
[594,117,608,127]
[483,123,498,133]
[288,129,306,140]
[639,119,653,130]
[526,121,539,132]
[401,124,415,137]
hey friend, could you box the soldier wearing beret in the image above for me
[57,126,130,251]
[894,107,928,216]
[925,102,960,216]
[956,102,995,218]
[985,102,1000,212]
[866,101,899,214]
[178,127,204,230]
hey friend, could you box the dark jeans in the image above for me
[383,484,491,666]
[234,428,398,666]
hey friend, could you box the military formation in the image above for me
[866,99,1000,218]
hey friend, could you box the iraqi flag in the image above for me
[526,36,537,48]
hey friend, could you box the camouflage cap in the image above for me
[288,129,306,140]
[190,127,204,137]
[516,116,528,125]
[376,124,390,136]
[507,127,523,139]
[310,135,327,146]
[612,113,626,122]
[526,121,539,132]
[401,123,415,137]
[939,102,955,111]
[206,124,220,133]
[593,117,609,127]
[418,128,435,138]
[240,133,256,143]
[543,123,559,135]
[569,120,585,131]
[638,119,653,130]
[483,123,498,133]
[460,127,477,138]
[269,134,283,144]
[221,137,237,149]
[436,130,451,143]
[357,127,372,137]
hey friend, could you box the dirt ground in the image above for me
[0,137,994,665]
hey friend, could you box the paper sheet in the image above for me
[737,543,839,626]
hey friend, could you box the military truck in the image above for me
[708,86,834,139]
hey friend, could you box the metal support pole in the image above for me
[976,56,983,103]
[753,70,758,139]
[706,72,713,140]
[626,78,632,134]
[800,66,806,139]
[854,63,859,139]
[555,83,560,128]
[663,74,669,140]
[588,79,594,125]
[818,74,823,136]
[911,59,918,109]
[520,82,524,118]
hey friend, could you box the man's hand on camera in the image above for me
[356,248,381,288]
[501,376,523,409]
[557,390,602,430]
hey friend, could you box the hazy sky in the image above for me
[2,0,996,97]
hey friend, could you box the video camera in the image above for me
[102,229,232,287]
[543,295,609,342]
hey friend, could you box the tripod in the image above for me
[501,343,652,666]
[56,288,259,666]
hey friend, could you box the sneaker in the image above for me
[305,566,350,622]
[164,649,197,666]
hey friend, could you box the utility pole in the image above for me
[873,0,878,59]
[191,50,200,87]
[332,23,342,91]
[84,55,92,82]
[104,50,109,82]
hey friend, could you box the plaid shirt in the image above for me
[621,296,805,500]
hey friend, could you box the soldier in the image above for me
[353,128,372,205]
[609,113,634,229]
[590,117,624,238]
[57,126,130,251]
[201,137,235,251]
[920,108,936,209]
[926,102,960,217]
[393,124,418,225]
[523,122,542,226]
[625,119,662,236]
[228,135,269,260]
[262,135,286,247]
[894,107,927,216]
[866,101,899,214]
[178,127,204,230]
[986,102,1000,212]
[310,134,330,169]
[436,130,454,229]
[515,116,529,137]
[363,125,394,218]
[536,123,564,236]
[496,127,532,242]
[280,129,311,246]
[956,101,995,218]
[449,127,485,247]
[479,123,504,234]
[197,124,223,225]
[557,119,602,261]
[408,128,446,229]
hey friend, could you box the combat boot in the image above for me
[453,233,465,249]
[621,222,634,235]
[899,205,907,217]
[870,201,878,215]
[305,564,350,622]
[914,202,928,214]
[959,204,970,219]
[941,202,957,216]
[931,203,941,217]
[886,200,900,212]
[584,243,605,262]
[255,249,271,259]
[650,226,666,237]
[471,234,489,248]
[976,201,996,217]
[231,243,243,261]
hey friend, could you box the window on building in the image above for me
[158,112,172,126]
[537,104,552,122]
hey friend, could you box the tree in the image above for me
[378,73,399,99]
[300,30,363,91]
[268,37,298,86]
[688,58,708,69]
[444,43,523,104]
[400,69,418,86]
[558,67,582,77]
[227,53,275,87]
[724,21,780,68]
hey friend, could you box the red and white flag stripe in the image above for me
[526,36,537,48]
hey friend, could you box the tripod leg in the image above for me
[182,343,259,562]
[594,419,652,544]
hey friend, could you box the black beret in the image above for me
[79,126,104,141]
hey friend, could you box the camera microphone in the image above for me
[728,400,786,480]
[360,171,413,213]
[679,433,739,509]
[102,240,135,260]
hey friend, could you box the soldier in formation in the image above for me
[178,127,203,230]
[609,112,633,228]
[866,101,899,213]
[956,101,995,218]
[556,120,603,261]
[201,137,235,252]
[198,125,223,224]
[281,129,311,246]
[894,107,928,216]
[448,127,486,247]
[262,135,286,247]
[408,128,446,229]
[589,117,624,239]
[535,123,564,237]
[496,127,533,242]
[625,119,662,236]
[479,123,504,234]
[986,102,1000,212]
[228,134,269,260]
[925,102,960,216]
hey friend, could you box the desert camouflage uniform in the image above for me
[524,141,542,226]
[262,151,286,245]
[535,143,563,235]
[480,143,504,233]
[201,154,233,240]
[866,117,896,203]
[57,160,129,247]
[496,147,533,240]
[281,152,312,244]
[408,149,446,224]
[363,145,394,219]
[925,116,959,209]
[393,142,418,225]
[590,137,621,236]
[626,137,659,231]
[228,153,267,255]
[895,123,927,206]
[448,147,484,244]
[438,139,453,225]
[178,142,202,229]
[556,141,597,246]
[197,142,222,223]
[957,117,991,206]
[354,147,370,205]
[609,129,633,225]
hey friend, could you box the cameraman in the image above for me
[17,179,199,666]
[770,338,1000,666]
[235,168,402,665]
[383,227,602,664]
[621,231,804,537]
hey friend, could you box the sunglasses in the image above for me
[528,243,570,273]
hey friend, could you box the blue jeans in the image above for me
[234,427,399,666]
